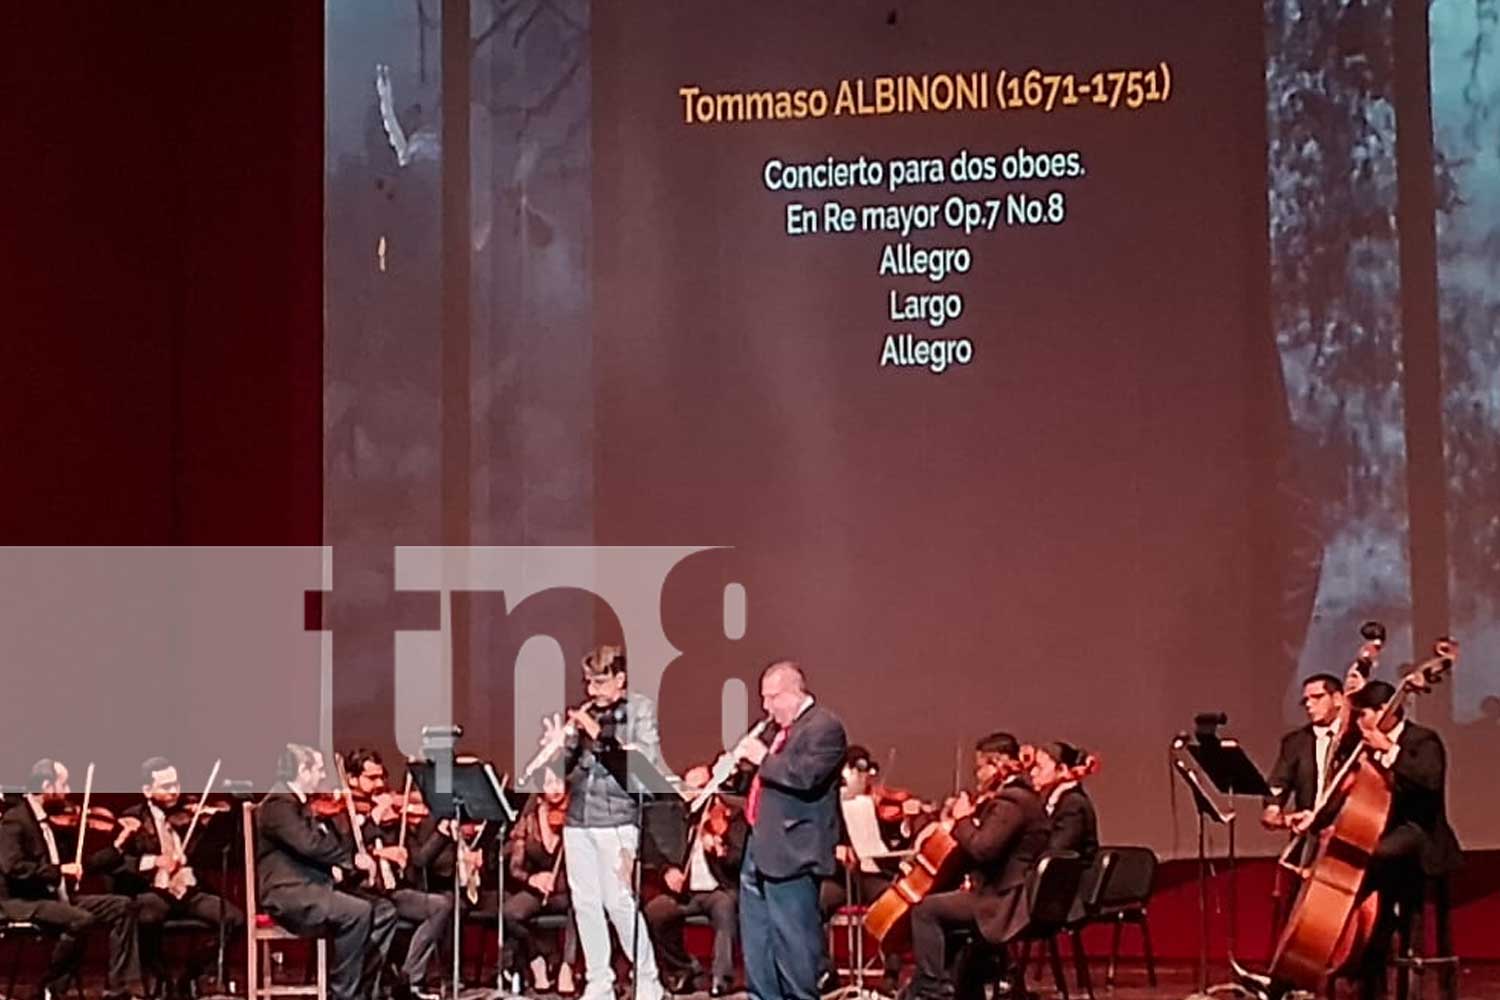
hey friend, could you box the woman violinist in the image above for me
[500,765,577,995]
[1027,742,1099,864]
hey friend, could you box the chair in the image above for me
[242,803,328,1000]
[1010,853,1086,1000]
[1071,846,1156,989]
[1393,875,1458,1000]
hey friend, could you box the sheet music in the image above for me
[840,795,889,873]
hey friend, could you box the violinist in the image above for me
[644,763,746,998]
[501,765,577,995]
[903,733,1048,1000]
[1345,681,1462,1000]
[112,757,244,995]
[343,749,452,999]
[255,744,397,1000]
[0,758,145,1000]
[1029,743,1098,863]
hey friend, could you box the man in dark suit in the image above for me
[112,757,244,994]
[0,759,144,1000]
[255,744,396,1000]
[733,660,847,1000]
[1347,681,1462,1000]
[904,733,1050,1000]
[1261,673,1347,835]
[645,763,747,997]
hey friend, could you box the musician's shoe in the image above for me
[663,971,697,995]
[709,978,733,997]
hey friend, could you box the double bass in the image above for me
[1264,637,1458,992]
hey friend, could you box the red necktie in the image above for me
[746,727,790,828]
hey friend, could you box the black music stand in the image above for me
[410,757,518,1000]
[1171,733,1270,1000]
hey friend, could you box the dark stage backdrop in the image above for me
[325,0,1500,855]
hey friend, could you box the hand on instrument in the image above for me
[540,713,567,748]
[663,867,685,894]
[702,832,725,857]
[375,845,408,869]
[60,862,84,881]
[158,853,185,877]
[1260,805,1285,831]
[1287,810,1316,835]
[568,707,602,741]
[734,734,768,767]
[353,853,376,876]
[949,791,975,821]
[1358,715,1394,753]
[529,871,556,896]
[835,845,856,870]
[461,847,484,872]
[114,816,142,849]
[371,795,401,825]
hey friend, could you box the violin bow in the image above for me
[71,761,96,871]
[397,772,414,850]
[178,758,221,861]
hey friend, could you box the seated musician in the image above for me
[644,763,746,998]
[343,749,452,999]
[0,758,145,1000]
[1260,673,1348,839]
[1028,743,1098,863]
[903,733,1049,1000]
[255,744,397,1000]
[113,756,245,995]
[1345,681,1463,1000]
[821,745,917,915]
[499,765,577,995]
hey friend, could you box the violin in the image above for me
[165,797,232,829]
[308,790,349,819]
[48,803,120,832]
[871,784,937,826]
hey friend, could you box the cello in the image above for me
[1263,637,1458,993]
[862,747,1032,948]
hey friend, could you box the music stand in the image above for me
[409,757,518,1000]
[1171,733,1270,1000]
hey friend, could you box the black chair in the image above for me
[0,916,86,1000]
[1069,846,1157,990]
[1393,875,1457,1000]
[1010,853,1087,1000]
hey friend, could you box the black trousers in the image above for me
[262,884,397,1000]
[500,889,577,972]
[644,888,737,982]
[908,890,997,1000]
[135,889,245,981]
[390,888,452,984]
[1357,826,1428,1000]
[25,893,143,995]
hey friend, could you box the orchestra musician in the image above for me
[732,660,847,1000]
[1261,673,1349,840]
[1344,681,1463,1000]
[1028,743,1098,863]
[255,744,397,1000]
[902,733,1049,1000]
[0,758,145,1000]
[535,644,676,1000]
[501,765,577,995]
[644,763,746,998]
[112,757,244,995]
[343,749,452,999]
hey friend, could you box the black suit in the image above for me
[1045,786,1098,864]
[907,780,1051,1000]
[1356,722,1462,1000]
[739,702,847,1000]
[1265,724,1334,813]
[254,786,397,1000]
[0,800,143,996]
[341,810,452,987]
[646,801,747,986]
[111,800,245,984]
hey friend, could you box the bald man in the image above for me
[732,660,847,1000]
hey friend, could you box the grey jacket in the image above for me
[561,692,680,829]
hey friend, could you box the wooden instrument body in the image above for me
[863,825,968,949]
[1269,740,1392,989]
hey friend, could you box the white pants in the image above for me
[563,824,663,1000]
